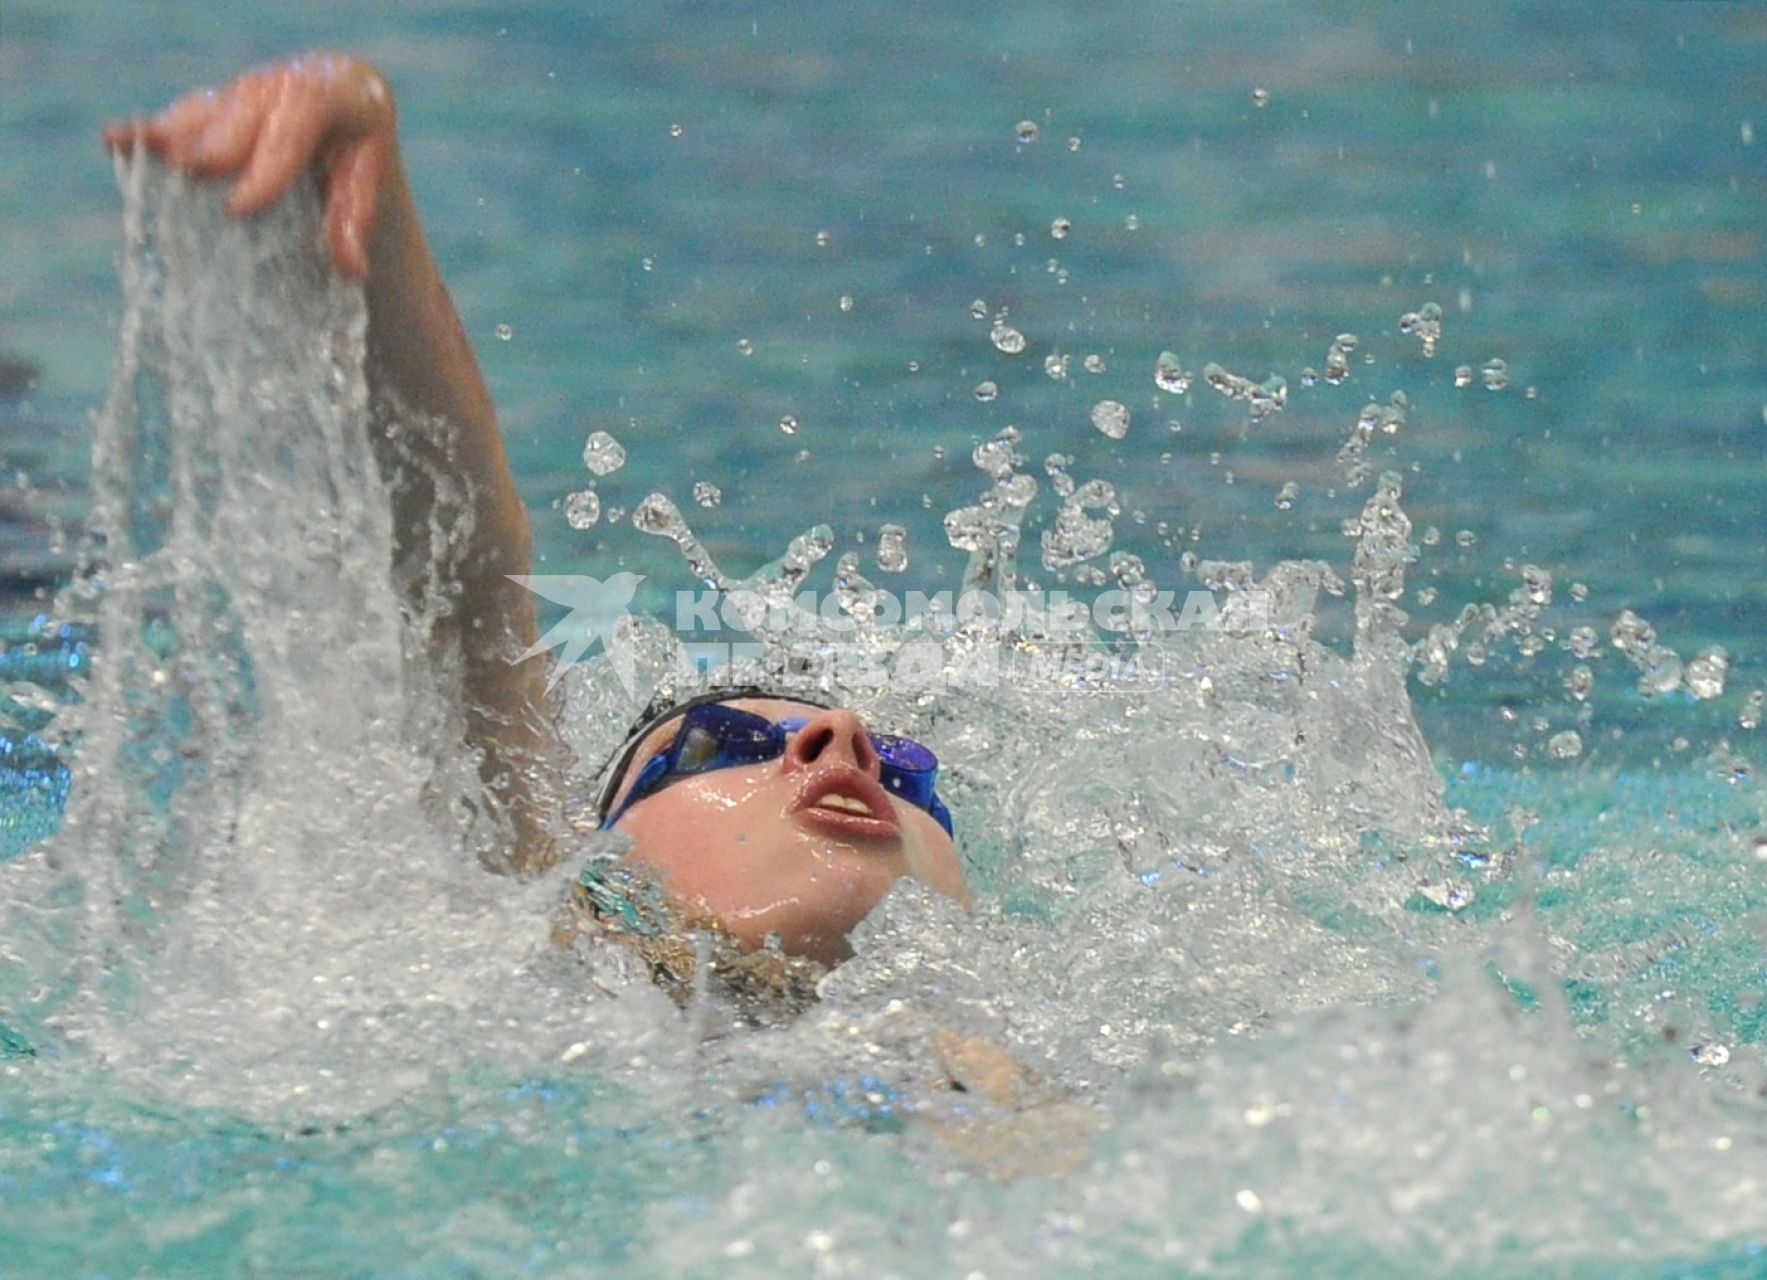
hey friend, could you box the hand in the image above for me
[934,1029,1062,1110]
[929,1030,1101,1179]
[101,52,397,280]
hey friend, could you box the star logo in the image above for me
[507,572,645,690]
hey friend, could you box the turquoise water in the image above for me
[3,3,1766,1276]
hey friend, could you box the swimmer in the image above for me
[103,53,1100,1175]
[101,53,971,979]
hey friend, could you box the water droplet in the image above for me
[838,295,854,312]
[1692,1043,1731,1068]
[1481,358,1509,391]
[1323,333,1358,385]
[815,229,831,248]
[1398,301,1444,357]
[1044,452,1075,498]
[1454,364,1473,387]
[1203,362,1289,420]
[1050,216,1072,239]
[632,492,686,537]
[1066,136,1082,152]
[972,430,1021,479]
[1548,730,1583,760]
[998,472,1037,508]
[990,323,1027,354]
[1090,399,1130,439]
[563,490,601,530]
[1251,87,1271,108]
[1739,689,1763,730]
[1124,213,1140,231]
[876,523,908,572]
[969,298,989,321]
[973,380,999,403]
[1518,563,1552,605]
[1044,352,1069,379]
[1039,491,1116,568]
[1686,647,1729,700]
[943,505,998,552]
[736,338,754,356]
[1455,529,1477,549]
[692,480,722,508]
[495,323,514,341]
[1154,351,1190,394]
[1015,119,1040,144]
[1274,481,1299,510]
[1610,609,1656,658]
[779,415,798,435]
[669,123,684,138]
[582,430,627,476]
[1083,353,1106,374]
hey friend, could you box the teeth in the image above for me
[814,794,872,816]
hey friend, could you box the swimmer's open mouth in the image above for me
[787,767,900,839]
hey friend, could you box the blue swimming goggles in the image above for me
[594,689,954,837]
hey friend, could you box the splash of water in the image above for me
[0,156,661,1116]
[3,142,1762,1278]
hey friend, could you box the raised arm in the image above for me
[104,53,563,871]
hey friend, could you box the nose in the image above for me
[783,708,881,776]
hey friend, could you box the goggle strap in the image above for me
[600,752,672,830]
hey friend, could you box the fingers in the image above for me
[104,56,397,278]
[100,117,148,151]
[323,137,387,280]
[225,80,330,216]
[184,93,269,176]
[152,88,228,161]
[102,83,227,158]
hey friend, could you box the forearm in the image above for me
[365,152,533,601]
[363,139,562,869]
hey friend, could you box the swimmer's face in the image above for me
[601,698,969,967]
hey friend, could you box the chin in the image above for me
[732,897,872,966]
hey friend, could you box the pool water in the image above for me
[3,3,1765,1276]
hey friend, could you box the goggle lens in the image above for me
[604,703,951,835]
